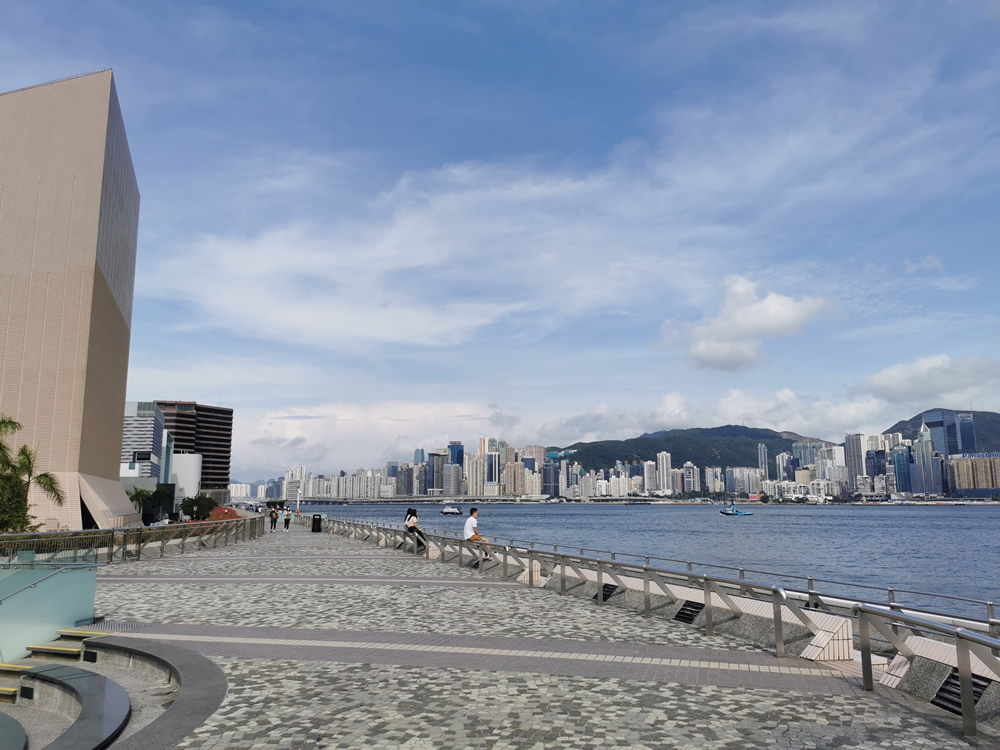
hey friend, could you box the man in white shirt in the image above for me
[463,507,494,561]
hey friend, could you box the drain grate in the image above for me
[673,600,705,624]
[89,620,151,632]
[593,583,619,602]
[930,669,992,716]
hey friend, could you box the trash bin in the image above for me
[311,514,323,532]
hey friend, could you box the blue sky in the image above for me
[3,1,1000,480]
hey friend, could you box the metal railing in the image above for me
[313,516,1000,737]
[315,516,998,633]
[855,604,1000,737]
[0,516,266,565]
[309,517,827,653]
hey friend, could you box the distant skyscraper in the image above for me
[643,461,657,492]
[958,412,976,454]
[891,445,912,494]
[442,463,462,495]
[683,462,701,493]
[1,71,141,530]
[413,448,426,464]
[920,409,974,457]
[384,461,399,479]
[426,451,447,491]
[448,441,464,469]
[120,402,165,480]
[656,452,672,494]
[542,462,560,498]
[155,402,233,498]
[792,440,825,467]
[844,433,867,490]
[757,443,769,479]
[911,424,944,495]
[864,450,888,478]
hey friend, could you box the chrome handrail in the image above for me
[854,603,1000,737]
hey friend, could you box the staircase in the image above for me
[674,600,706,624]
[592,583,619,602]
[930,668,993,715]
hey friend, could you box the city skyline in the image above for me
[3,3,1000,479]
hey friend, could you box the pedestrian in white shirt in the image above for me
[463,507,494,561]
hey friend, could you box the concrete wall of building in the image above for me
[0,71,140,529]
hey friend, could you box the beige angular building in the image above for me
[0,71,141,529]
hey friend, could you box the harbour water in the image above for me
[300,502,1000,617]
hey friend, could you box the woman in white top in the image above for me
[404,508,426,548]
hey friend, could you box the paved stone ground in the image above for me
[85,523,998,749]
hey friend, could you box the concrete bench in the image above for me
[21,663,131,750]
[0,713,28,750]
[82,636,228,750]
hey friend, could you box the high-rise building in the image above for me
[642,461,657,492]
[911,424,944,495]
[682,462,701,493]
[442,463,462,496]
[757,443,769,480]
[0,71,141,530]
[448,441,464,470]
[426,451,447,492]
[521,445,547,469]
[958,413,976,454]
[542,462,560,498]
[864,450,888,478]
[891,445,913,494]
[154,402,233,499]
[656,451,672,494]
[920,409,975,457]
[792,440,825,468]
[413,448,425,464]
[844,433,867,490]
[120,402,165,480]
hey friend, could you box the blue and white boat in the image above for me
[720,503,753,516]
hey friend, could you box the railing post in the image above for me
[772,589,785,659]
[988,602,998,658]
[888,587,899,635]
[703,578,714,636]
[807,576,815,608]
[686,561,694,586]
[478,544,484,575]
[528,550,535,588]
[458,539,463,568]
[502,547,508,579]
[596,561,604,605]
[611,551,616,561]
[956,636,977,737]
[643,566,651,617]
[560,555,566,595]
[858,610,873,690]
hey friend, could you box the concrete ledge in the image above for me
[83,636,228,750]
[0,713,28,750]
[22,663,131,750]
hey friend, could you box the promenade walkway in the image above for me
[91,522,996,749]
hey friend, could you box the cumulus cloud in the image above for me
[854,355,1000,405]
[685,276,829,370]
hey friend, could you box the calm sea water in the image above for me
[299,502,1000,617]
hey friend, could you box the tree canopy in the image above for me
[0,414,65,533]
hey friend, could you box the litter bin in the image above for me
[311,514,323,532]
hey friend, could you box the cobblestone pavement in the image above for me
[89,524,997,749]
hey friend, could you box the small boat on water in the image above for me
[720,503,753,517]
[440,506,463,515]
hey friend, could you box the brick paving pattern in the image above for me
[88,521,997,748]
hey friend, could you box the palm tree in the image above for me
[0,414,64,533]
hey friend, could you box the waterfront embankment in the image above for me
[77,520,996,748]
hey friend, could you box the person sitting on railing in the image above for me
[404,508,426,550]
[463,508,494,562]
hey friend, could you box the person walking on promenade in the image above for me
[463,507,494,561]
[404,507,426,550]
[283,510,292,532]
[269,508,279,533]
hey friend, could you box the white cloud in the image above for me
[685,276,828,370]
[854,355,1000,406]
[904,255,943,273]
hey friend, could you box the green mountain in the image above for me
[883,409,1000,452]
[562,425,797,472]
